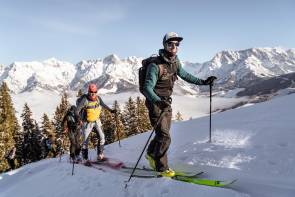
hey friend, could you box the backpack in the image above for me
[138,55,164,94]
[76,94,87,107]
[76,94,87,118]
[66,112,77,128]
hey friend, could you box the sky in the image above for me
[0,0,295,65]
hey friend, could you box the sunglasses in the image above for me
[89,91,97,94]
[167,41,180,48]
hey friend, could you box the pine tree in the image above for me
[122,97,138,136]
[30,120,42,161]
[136,97,152,133]
[88,131,98,150]
[52,92,70,154]
[0,82,20,172]
[175,111,184,121]
[21,103,41,164]
[112,100,125,141]
[101,108,116,145]
[41,113,56,158]
[13,123,23,167]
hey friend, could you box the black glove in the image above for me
[110,109,117,114]
[155,100,171,109]
[203,76,217,85]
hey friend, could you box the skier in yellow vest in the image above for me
[76,83,116,164]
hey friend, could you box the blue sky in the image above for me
[1,0,295,65]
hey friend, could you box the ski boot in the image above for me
[97,153,107,162]
[74,155,82,163]
[82,148,91,166]
[84,160,91,166]
[160,168,175,177]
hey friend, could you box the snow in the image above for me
[1,47,295,95]
[0,59,75,93]
[1,92,295,197]
[11,90,247,122]
[197,47,295,84]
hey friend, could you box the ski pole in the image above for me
[125,110,166,188]
[59,134,64,162]
[209,83,212,143]
[72,160,75,175]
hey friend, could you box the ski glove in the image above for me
[203,76,217,85]
[155,100,171,109]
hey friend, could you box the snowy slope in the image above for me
[1,93,294,197]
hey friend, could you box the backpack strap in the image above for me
[158,64,165,78]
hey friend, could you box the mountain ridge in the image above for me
[1,47,294,95]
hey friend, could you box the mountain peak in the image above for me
[44,57,60,62]
[103,54,121,64]
[1,47,295,94]
[43,57,72,67]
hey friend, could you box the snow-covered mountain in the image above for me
[194,47,295,89]
[70,54,142,94]
[0,58,75,93]
[1,47,295,95]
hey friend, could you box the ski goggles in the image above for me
[166,41,180,48]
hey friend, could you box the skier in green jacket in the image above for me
[143,32,216,177]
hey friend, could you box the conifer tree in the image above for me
[41,113,56,158]
[30,120,42,161]
[21,103,41,163]
[136,97,152,133]
[88,131,98,149]
[53,92,70,154]
[112,100,125,141]
[122,97,138,136]
[101,108,116,144]
[0,82,19,172]
[13,123,23,167]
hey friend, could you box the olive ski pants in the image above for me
[146,100,172,172]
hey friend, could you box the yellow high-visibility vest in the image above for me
[86,100,101,122]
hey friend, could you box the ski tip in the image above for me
[219,179,238,187]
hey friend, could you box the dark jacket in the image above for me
[143,49,205,103]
